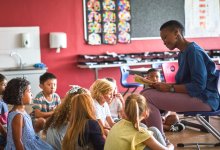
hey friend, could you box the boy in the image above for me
[136,68,185,132]
[0,74,8,149]
[32,72,61,133]
[144,68,161,88]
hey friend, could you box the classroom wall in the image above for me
[0,0,220,97]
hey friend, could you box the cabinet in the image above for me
[0,69,47,97]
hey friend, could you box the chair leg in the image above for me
[197,115,220,141]
[180,115,209,132]
[123,88,130,97]
[180,120,208,132]
[177,142,220,149]
[177,115,220,148]
[131,87,138,93]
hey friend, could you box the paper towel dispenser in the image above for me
[49,32,67,53]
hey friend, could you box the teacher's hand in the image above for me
[152,82,171,92]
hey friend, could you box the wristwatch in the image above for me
[170,84,175,93]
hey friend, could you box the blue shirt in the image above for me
[176,42,219,110]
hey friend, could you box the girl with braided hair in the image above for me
[44,85,89,150]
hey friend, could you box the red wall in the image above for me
[0,0,220,97]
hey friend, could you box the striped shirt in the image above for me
[32,91,61,112]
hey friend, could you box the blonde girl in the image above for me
[90,79,115,134]
[44,85,88,150]
[104,94,174,150]
[62,92,105,150]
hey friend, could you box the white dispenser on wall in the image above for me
[21,33,31,48]
[49,32,67,53]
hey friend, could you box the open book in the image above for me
[134,74,155,85]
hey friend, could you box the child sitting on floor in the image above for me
[62,87,105,149]
[105,77,124,121]
[90,78,115,136]
[104,93,174,150]
[135,68,185,132]
[32,72,61,133]
[0,74,8,150]
[44,85,90,150]
[3,78,53,150]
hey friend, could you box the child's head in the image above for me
[62,91,97,149]
[90,78,115,104]
[0,74,7,95]
[105,77,118,102]
[3,78,32,105]
[70,91,95,123]
[44,85,89,131]
[146,68,161,82]
[160,20,184,50]
[125,93,149,130]
[39,72,57,95]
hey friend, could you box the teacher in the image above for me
[141,20,220,133]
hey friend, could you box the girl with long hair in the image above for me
[104,94,174,150]
[44,85,88,150]
[62,91,105,150]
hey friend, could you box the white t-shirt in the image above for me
[109,98,123,120]
[94,100,111,124]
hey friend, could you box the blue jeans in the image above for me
[144,127,166,150]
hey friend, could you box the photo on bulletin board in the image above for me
[83,0,131,45]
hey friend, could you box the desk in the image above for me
[77,60,177,80]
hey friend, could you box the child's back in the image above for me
[6,111,52,150]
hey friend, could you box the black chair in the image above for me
[177,71,220,149]
[119,65,143,96]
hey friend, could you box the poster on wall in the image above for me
[118,0,131,43]
[83,0,131,45]
[185,0,220,37]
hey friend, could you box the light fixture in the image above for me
[49,32,67,53]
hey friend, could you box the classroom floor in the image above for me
[166,115,220,150]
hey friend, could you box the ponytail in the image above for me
[125,94,148,131]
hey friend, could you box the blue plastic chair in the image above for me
[177,71,220,149]
[119,65,143,96]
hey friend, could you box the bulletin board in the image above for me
[83,0,131,45]
[84,0,220,41]
[130,0,185,39]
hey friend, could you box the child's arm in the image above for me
[115,93,124,106]
[12,114,25,150]
[106,116,115,127]
[97,119,110,130]
[143,136,174,150]
[34,109,54,118]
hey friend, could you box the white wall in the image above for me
[0,27,41,68]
